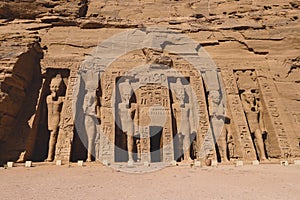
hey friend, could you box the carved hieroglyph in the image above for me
[54,68,77,161]
[256,70,300,158]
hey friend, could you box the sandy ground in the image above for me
[0,163,299,200]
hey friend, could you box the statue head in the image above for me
[174,78,185,104]
[210,90,221,104]
[120,79,133,103]
[143,48,162,64]
[176,77,182,84]
[50,74,62,94]
[242,90,255,103]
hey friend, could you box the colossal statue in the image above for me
[208,90,229,163]
[83,89,98,162]
[45,74,64,162]
[118,79,136,162]
[171,78,193,161]
[82,70,100,162]
[241,90,267,161]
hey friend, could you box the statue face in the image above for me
[176,89,185,102]
[121,92,131,102]
[211,91,220,104]
[50,81,60,93]
[244,93,255,102]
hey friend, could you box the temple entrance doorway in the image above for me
[150,126,163,162]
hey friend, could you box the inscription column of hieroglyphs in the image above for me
[99,71,117,163]
[256,70,300,158]
[137,84,151,163]
[55,68,77,161]
[161,85,174,163]
[221,69,257,161]
[188,69,212,160]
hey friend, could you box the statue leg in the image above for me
[127,134,134,162]
[177,133,183,161]
[219,138,229,163]
[46,129,58,162]
[136,139,141,162]
[183,134,192,161]
[254,129,267,161]
[219,127,229,163]
[86,117,96,162]
[87,133,95,162]
[95,133,100,161]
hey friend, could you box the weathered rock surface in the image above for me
[0,0,299,165]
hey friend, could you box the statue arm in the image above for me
[96,105,101,120]
[172,104,177,119]
[58,96,65,104]
[92,97,98,117]
[258,105,266,133]
[240,95,249,112]
[46,95,51,105]
[132,103,139,134]
[133,104,139,121]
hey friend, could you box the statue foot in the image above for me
[222,159,230,164]
[182,158,193,163]
[45,158,53,162]
[260,157,269,162]
[86,158,92,162]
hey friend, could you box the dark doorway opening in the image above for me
[150,126,163,162]
[114,125,128,162]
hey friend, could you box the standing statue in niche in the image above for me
[94,86,102,160]
[171,78,193,162]
[46,74,64,162]
[208,90,229,163]
[83,88,98,162]
[83,71,100,162]
[227,134,236,159]
[241,90,267,161]
[172,78,185,106]
[118,79,136,163]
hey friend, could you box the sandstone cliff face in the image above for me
[0,0,299,164]
[0,0,88,19]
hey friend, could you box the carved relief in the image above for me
[221,69,257,161]
[190,74,211,160]
[256,75,298,158]
[235,70,267,161]
[54,69,77,161]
